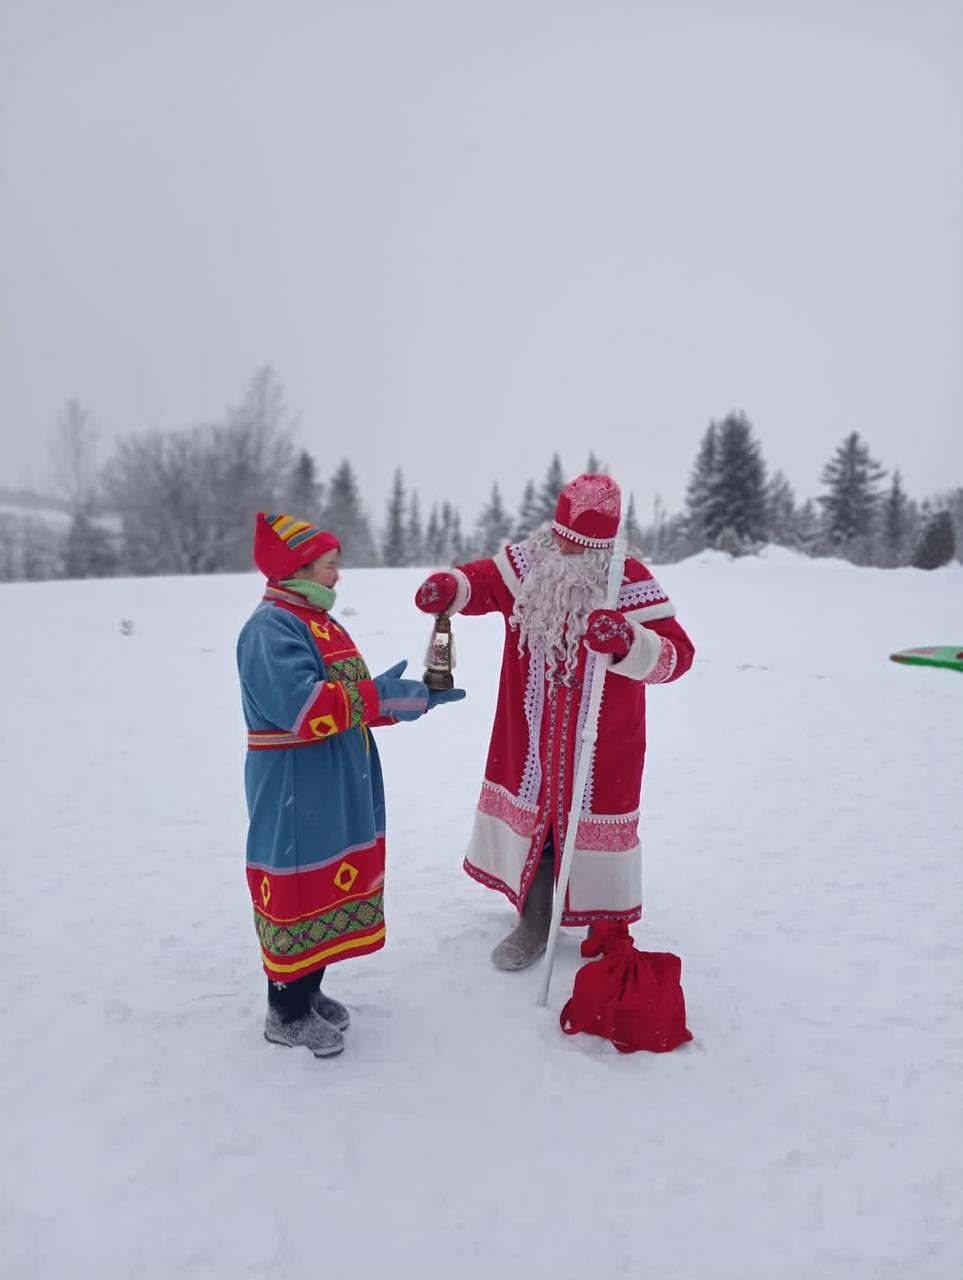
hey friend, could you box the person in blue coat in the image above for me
[237,512,464,1057]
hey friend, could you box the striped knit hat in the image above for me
[253,512,341,579]
[552,474,621,548]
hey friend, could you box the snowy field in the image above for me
[1,550,961,1280]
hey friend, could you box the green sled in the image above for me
[889,646,963,673]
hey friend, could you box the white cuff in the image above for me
[609,619,662,682]
[450,568,472,614]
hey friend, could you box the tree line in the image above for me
[0,366,959,581]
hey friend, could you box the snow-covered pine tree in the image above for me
[931,487,963,563]
[658,511,699,562]
[684,421,718,548]
[425,504,443,563]
[287,450,324,522]
[382,469,408,567]
[911,509,956,570]
[536,454,566,524]
[648,493,669,561]
[794,499,822,556]
[323,459,378,566]
[514,480,541,541]
[474,482,513,556]
[714,525,747,557]
[451,509,465,563]
[817,432,886,562]
[438,502,455,564]
[879,470,911,567]
[623,493,643,556]
[586,451,607,474]
[705,412,768,550]
[406,491,425,565]
[433,502,466,565]
[766,470,797,548]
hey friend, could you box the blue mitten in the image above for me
[372,660,429,722]
[427,688,466,711]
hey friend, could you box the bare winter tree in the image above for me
[106,366,295,575]
[49,399,101,516]
[48,399,117,578]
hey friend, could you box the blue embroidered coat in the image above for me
[236,585,390,979]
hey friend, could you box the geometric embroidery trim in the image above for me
[254,890,384,957]
[518,643,546,806]
[327,655,371,726]
[617,578,668,610]
[507,542,532,582]
[574,649,599,816]
[478,781,539,838]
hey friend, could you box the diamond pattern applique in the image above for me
[334,861,359,893]
[309,714,338,738]
[260,875,271,908]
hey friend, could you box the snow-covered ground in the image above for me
[2,549,961,1279]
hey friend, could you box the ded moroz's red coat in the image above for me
[449,543,694,926]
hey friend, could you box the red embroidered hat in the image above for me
[552,474,622,548]
[253,512,341,579]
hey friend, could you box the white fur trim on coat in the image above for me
[622,599,676,624]
[493,545,521,598]
[450,567,472,614]
[609,618,663,682]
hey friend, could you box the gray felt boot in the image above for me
[310,989,350,1031]
[491,857,555,971]
[264,1007,345,1057]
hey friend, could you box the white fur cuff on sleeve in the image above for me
[609,619,663,682]
[450,568,472,614]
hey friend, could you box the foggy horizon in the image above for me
[2,1,961,521]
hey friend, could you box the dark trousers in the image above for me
[267,967,324,1022]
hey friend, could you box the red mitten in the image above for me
[585,609,632,658]
[415,572,458,614]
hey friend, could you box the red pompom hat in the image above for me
[552,474,622,548]
[253,512,341,580]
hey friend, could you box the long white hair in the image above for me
[510,525,610,683]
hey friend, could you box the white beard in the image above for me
[511,526,610,684]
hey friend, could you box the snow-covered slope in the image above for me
[1,555,961,1279]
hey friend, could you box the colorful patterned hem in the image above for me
[256,890,386,975]
[261,924,386,978]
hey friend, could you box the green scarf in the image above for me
[279,578,336,611]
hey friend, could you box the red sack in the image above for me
[560,922,693,1054]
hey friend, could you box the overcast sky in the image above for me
[1,0,960,524]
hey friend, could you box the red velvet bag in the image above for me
[560,923,693,1054]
